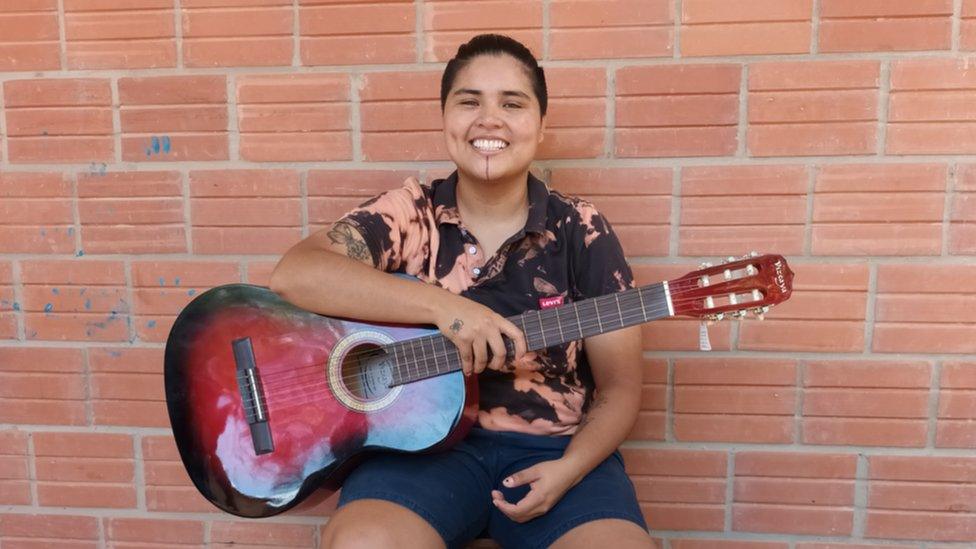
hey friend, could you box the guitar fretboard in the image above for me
[388,282,672,386]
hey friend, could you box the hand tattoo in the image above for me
[327,222,371,263]
[450,318,463,334]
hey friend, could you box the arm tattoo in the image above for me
[327,223,372,264]
[450,319,463,334]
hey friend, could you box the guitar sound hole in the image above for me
[340,344,395,401]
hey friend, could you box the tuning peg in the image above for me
[749,251,759,257]
[726,256,736,263]
[699,261,713,269]
[732,310,746,318]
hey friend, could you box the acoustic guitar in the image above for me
[164,253,794,518]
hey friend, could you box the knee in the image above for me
[322,517,400,549]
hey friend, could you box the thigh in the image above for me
[488,450,648,549]
[549,518,656,549]
[337,446,494,549]
[322,498,445,549]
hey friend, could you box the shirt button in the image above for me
[472,267,481,276]
[468,246,477,255]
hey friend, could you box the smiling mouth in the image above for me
[470,138,509,153]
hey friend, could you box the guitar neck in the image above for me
[388,282,674,386]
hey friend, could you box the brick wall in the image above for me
[1,0,975,547]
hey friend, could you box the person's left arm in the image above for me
[492,202,643,523]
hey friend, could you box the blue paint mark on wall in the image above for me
[162,136,171,153]
[145,135,172,157]
[52,288,59,295]
[76,250,84,257]
[188,289,196,296]
[12,302,20,311]
[84,299,92,310]
[44,303,53,314]
[148,320,157,328]
[158,277,165,286]
[174,277,181,286]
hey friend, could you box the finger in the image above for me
[487,331,507,371]
[472,336,488,374]
[500,319,527,360]
[503,466,542,489]
[493,487,545,522]
[455,338,473,376]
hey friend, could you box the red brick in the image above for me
[0,514,99,544]
[938,361,976,448]
[300,1,415,65]
[673,542,788,549]
[0,2,60,71]
[796,544,917,549]
[820,0,952,53]
[3,79,114,163]
[423,1,541,62]
[629,358,667,441]
[681,0,812,56]
[621,448,727,531]
[89,347,167,427]
[182,0,292,67]
[964,0,976,50]
[0,173,75,254]
[237,73,352,161]
[64,0,176,69]
[812,164,946,255]
[952,166,976,253]
[536,67,607,159]
[33,432,135,509]
[359,71,445,161]
[734,452,855,536]
[549,0,673,60]
[748,61,879,157]
[105,517,205,545]
[867,455,976,541]
[0,348,86,425]
[119,75,228,161]
[78,171,186,254]
[640,318,732,352]
[616,64,740,158]
[888,59,976,155]
[210,521,316,546]
[673,358,795,443]
[142,436,217,513]
[0,430,30,505]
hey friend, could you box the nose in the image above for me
[476,103,503,127]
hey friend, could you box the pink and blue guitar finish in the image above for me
[164,254,793,518]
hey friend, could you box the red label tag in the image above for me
[538,295,564,309]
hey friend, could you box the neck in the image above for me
[455,170,530,225]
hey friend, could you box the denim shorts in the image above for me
[337,427,648,549]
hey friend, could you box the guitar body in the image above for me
[164,284,477,518]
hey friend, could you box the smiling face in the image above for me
[442,54,545,185]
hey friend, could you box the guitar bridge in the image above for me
[232,337,274,455]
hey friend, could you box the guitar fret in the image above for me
[425,337,438,376]
[594,298,603,334]
[418,337,430,379]
[614,293,623,328]
[408,340,419,382]
[637,287,647,322]
[392,344,403,382]
[573,303,583,340]
[554,306,565,343]
[537,309,547,348]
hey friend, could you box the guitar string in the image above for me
[238,302,660,411]
[252,277,751,389]
[237,295,753,413]
[248,284,759,401]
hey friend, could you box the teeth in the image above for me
[471,139,508,151]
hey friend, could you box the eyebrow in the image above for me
[452,88,532,100]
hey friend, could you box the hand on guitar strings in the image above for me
[433,293,528,376]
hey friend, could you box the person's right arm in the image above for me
[268,222,526,374]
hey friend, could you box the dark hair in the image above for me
[440,34,547,118]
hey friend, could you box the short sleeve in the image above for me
[570,201,635,299]
[335,177,434,274]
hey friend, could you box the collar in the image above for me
[431,170,550,235]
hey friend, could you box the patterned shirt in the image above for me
[338,170,634,436]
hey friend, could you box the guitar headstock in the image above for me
[667,252,794,321]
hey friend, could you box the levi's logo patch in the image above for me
[538,295,564,309]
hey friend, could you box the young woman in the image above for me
[269,34,652,549]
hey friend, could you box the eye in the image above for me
[459,99,478,106]
[504,103,523,109]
